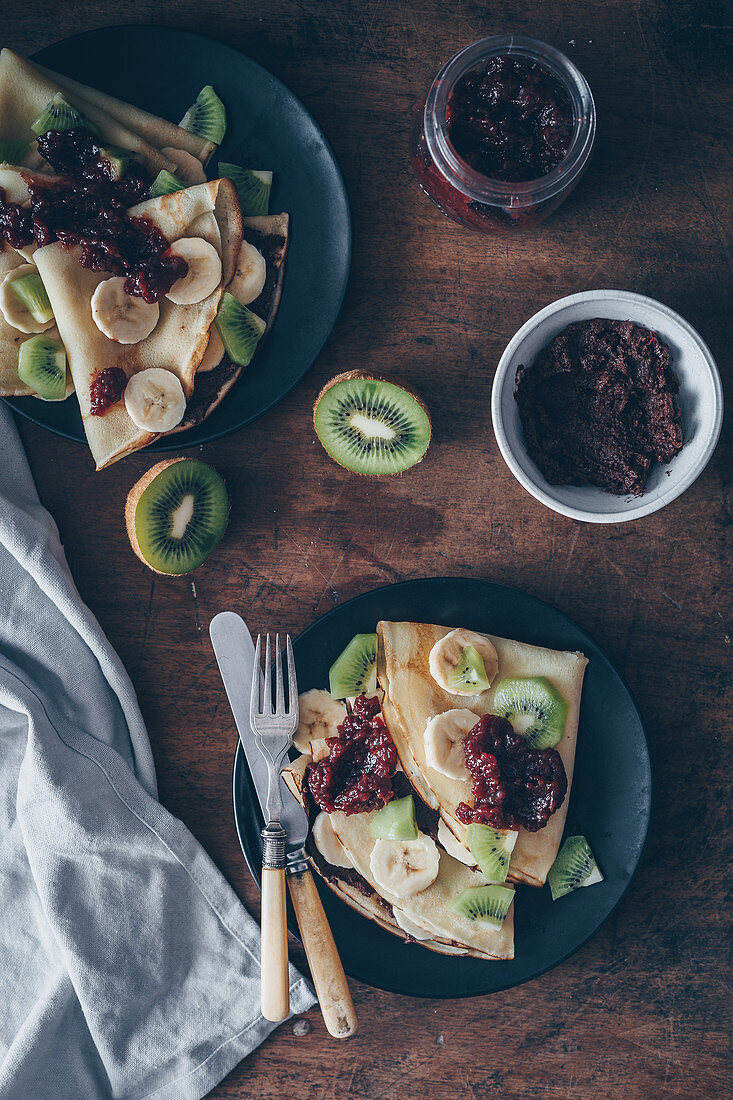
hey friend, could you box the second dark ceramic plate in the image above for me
[233,577,652,998]
[6,25,351,448]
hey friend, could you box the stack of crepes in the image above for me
[285,622,589,961]
[0,49,289,468]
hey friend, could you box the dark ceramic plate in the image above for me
[5,25,351,448]
[233,577,652,998]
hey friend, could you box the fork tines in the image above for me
[250,633,298,722]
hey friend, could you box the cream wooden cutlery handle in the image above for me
[261,866,290,1021]
[288,868,357,1038]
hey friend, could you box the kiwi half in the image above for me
[11,271,54,325]
[370,796,418,841]
[125,459,229,576]
[0,139,28,163]
[492,676,568,749]
[329,632,378,699]
[467,824,518,883]
[215,292,266,366]
[31,93,89,136]
[218,164,272,215]
[180,86,226,144]
[548,836,603,901]
[150,170,186,198]
[448,884,514,930]
[18,335,66,401]
[313,372,431,476]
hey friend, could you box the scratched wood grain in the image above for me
[6,0,732,1096]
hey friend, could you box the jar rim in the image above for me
[424,35,596,207]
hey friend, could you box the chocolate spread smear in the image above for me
[514,318,684,496]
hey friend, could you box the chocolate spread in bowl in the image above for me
[514,318,684,496]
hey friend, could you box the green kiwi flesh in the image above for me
[215,292,266,366]
[0,139,28,163]
[218,163,272,215]
[18,336,66,401]
[448,884,514,929]
[492,676,568,749]
[466,824,518,883]
[31,93,89,136]
[370,796,418,841]
[150,170,186,198]
[329,633,378,699]
[11,271,53,324]
[99,144,134,181]
[180,86,226,144]
[132,460,229,575]
[313,373,431,476]
[451,645,492,692]
[548,836,603,901]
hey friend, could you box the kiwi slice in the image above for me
[467,824,518,883]
[313,372,431,476]
[125,459,229,576]
[0,139,28,163]
[99,144,134,181]
[215,292,266,366]
[218,164,272,215]
[492,676,568,749]
[548,836,603,901]
[370,796,418,841]
[451,645,492,692]
[11,271,54,325]
[31,93,89,136]
[150,170,186,198]
[18,336,66,401]
[180,86,226,144]
[329,633,378,699]
[448,884,514,930]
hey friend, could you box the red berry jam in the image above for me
[307,694,399,815]
[0,128,187,303]
[456,713,567,832]
[89,366,128,416]
[447,56,574,182]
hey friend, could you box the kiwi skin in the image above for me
[313,370,431,478]
[124,458,229,576]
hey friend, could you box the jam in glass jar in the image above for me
[411,35,596,233]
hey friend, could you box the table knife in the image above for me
[210,611,357,1039]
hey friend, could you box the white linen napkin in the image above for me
[0,405,314,1099]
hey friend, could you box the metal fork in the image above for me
[250,633,298,1022]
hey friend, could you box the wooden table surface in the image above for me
[6,0,731,1096]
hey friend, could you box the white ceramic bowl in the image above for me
[491,291,723,523]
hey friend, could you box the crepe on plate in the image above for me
[33,178,243,469]
[284,755,515,960]
[377,621,588,888]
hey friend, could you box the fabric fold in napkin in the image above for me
[0,405,314,1100]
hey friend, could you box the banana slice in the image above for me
[230,239,267,305]
[437,820,476,868]
[294,689,347,754]
[369,833,440,899]
[429,628,499,695]
[0,264,54,333]
[91,277,160,344]
[166,237,222,305]
[312,812,352,869]
[124,368,186,432]
[309,738,331,762]
[424,709,478,780]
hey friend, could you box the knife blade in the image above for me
[209,611,308,862]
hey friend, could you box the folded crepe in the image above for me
[33,178,242,468]
[172,213,290,432]
[0,49,186,178]
[377,621,588,888]
[284,755,514,960]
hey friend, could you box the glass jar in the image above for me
[411,35,596,234]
